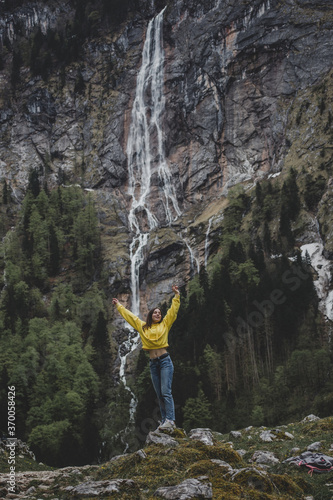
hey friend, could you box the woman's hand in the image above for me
[172,285,180,295]
[112,298,119,305]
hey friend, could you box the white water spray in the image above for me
[184,238,200,276]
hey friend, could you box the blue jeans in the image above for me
[149,354,175,422]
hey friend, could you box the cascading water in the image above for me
[116,7,185,442]
[126,6,181,317]
[184,237,200,277]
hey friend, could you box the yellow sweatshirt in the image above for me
[116,295,180,350]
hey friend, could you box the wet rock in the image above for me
[154,478,213,499]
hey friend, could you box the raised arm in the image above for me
[164,285,180,328]
[112,298,144,332]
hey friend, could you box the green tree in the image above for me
[48,284,78,322]
[251,405,265,426]
[304,174,326,210]
[183,384,213,431]
[283,168,300,220]
[28,205,49,284]
[223,186,250,234]
[204,344,223,401]
[72,194,99,275]
[262,222,271,254]
[28,419,71,466]
[48,223,60,275]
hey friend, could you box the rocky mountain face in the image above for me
[0,0,332,310]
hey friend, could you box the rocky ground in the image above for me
[1,414,333,499]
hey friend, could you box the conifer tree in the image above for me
[204,344,223,401]
[286,168,300,219]
[255,182,263,207]
[183,383,213,431]
[263,222,271,254]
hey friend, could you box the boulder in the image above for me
[154,478,213,499]
[189,428,214,446]
[302,415,320,423]
[230,430,242,440]
[259,430,276,442]
[251,450,280,466]
[65,479,138,497]
[307,441,322,452]
[211,459,233,470]
[146,430,179,447]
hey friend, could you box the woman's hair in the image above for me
[143,308,162,331]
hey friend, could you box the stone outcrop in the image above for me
[1,416,333,499]
[145,429,179,447]
[65,478,139,497]
[189,428,214,446]
[154,477,213,499]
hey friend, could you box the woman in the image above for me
[112,285,180,430]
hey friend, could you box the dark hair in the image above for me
[143,307,162,331]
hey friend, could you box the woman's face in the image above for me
[152,308,162,324]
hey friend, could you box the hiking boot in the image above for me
[158,419,175,430]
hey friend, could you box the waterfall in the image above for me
[184,238,200,276]
[126,5,180,317]
[116,7,183,438]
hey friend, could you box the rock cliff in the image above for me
[1,0,333,383]
[1,0,332,310]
